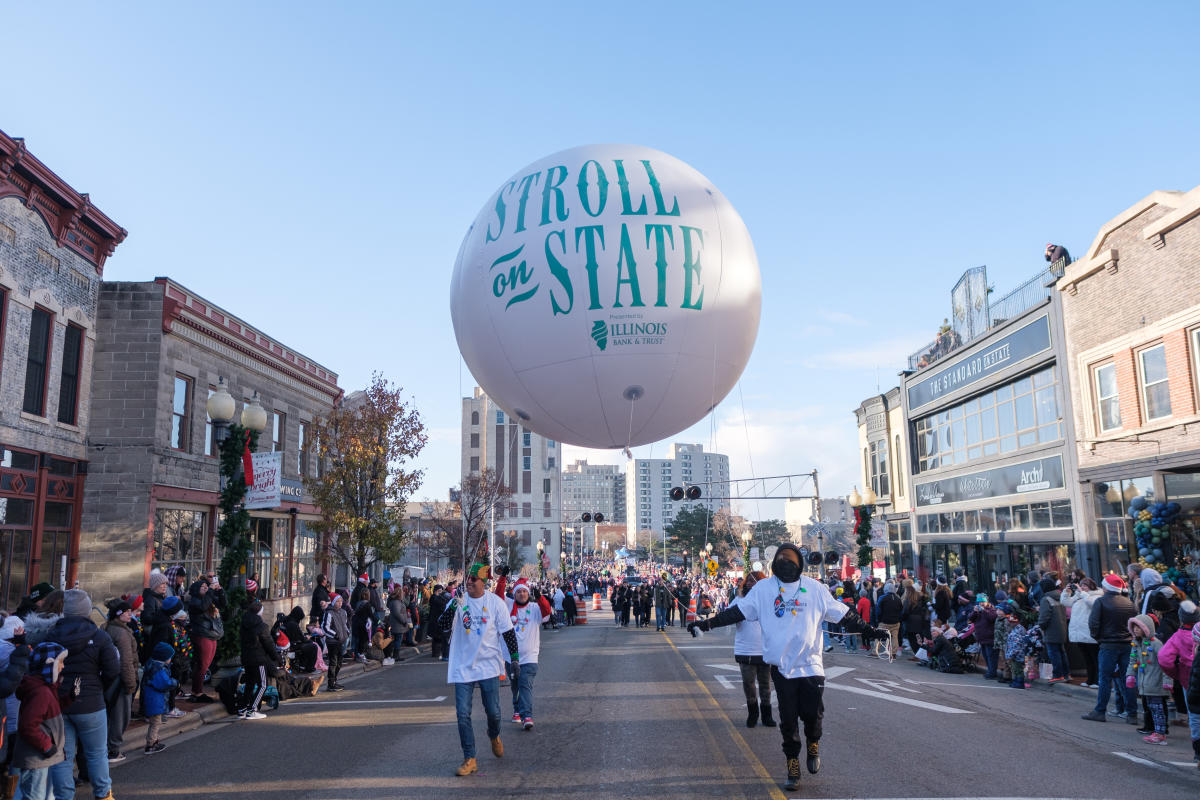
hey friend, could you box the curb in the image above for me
[118,642,431,754]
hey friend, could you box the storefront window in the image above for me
[914,365,1062,473]
[0,495,34,609]
[1093,476,1152,571]
[293,521,318,595]
[152,509,207,576]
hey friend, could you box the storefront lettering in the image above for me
[915,455,1064,507]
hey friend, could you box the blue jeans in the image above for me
[655,606,666,630]
[1046,643,1069,679]
[50,708,111,799]
[19,766,48,800]
[1094,646,1130,714]
[980,643,998,678]
[506,661,538,719]
[455,677,501,760]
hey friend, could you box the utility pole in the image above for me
[812,468,824,579]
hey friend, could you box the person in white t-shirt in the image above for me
[435,562,520,777]
[731,570,776,729]
[690,543,886,792]
[504,578,551,729]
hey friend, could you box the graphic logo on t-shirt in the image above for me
[773,595,805,618]
[513,607,534,634]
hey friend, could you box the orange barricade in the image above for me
[607,586,613,600]
[592,592,601,611]
[575,600,587,625]
[685,592,698,623]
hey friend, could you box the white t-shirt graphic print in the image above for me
[737,575,848,678]
[447,591,514,684]
[505,597,547,665]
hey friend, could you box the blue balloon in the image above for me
[1130,496,1149,511]
[1152,548,1163,559]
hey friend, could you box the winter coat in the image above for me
[0,639,31,736]
[1089,592,1134,647]
[322,604,350,646]
[903,595,930,637]
[310,583,331,621]
[932,585,953,623]
[186,580,216,630]
[1157,625,1194,694]
[20,613,62,648]
[46,617,119,716]
[993,614,1010,651]
[428,593,450,639]
[387,597,411,635]
[1141,585,1181,641]
[1063,588,1100,644]
[104,618,140,693]
[1128,638,1167,696]
[369,586,385,615]
[141,588,173,652]
[877,592,903,625]
[1037,590,1067,644]
[240,610,281,670]
[141,658,177,716]
[13,674,65,770]
[1004,624,1029,661]
[1187,633,1200,710]
[968,604,997,644]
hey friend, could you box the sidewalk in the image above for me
[118,641,430,756]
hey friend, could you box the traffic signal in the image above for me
[686,485,701,500]
[594,512,604,522]
[670,487,685,501]
[581,512,592,522]
[670,485,702,501]
[824,550,839,565]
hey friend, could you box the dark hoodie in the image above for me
[1036,578,1067,644]
[282,606,309,648]
[240,603,280,670]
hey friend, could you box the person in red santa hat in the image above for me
[501,578,551,729]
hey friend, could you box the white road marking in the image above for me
[713,674,740,690]
[904,678,1013,689]
[824,682,973,714]
[807,797,1084,800]
[1166,761,1197,767]
[1111,751,1169,771]
[284,697,447,706]
[676,645,734,649]
[704,663,741,672]
[823,666,854,681]
[854,677,923,694]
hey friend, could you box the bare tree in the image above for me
[424,469,513,571]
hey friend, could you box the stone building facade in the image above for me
[854,386,914,573]
[1056,184,1200,572]
[0,130,126,608]
[81,278,342,610]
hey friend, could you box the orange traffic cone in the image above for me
[607,586,613,601]
[685,592,698,623]
[576,601,587,625]
[592,593,601,611]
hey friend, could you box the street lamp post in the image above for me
[849,486,878,578]
[537,540,545,580]
[741,530,753,577]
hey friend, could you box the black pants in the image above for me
[739,660,772,714]
[430,633,447,659]
[1077,642,1098,685]
[770,667,824,759]
[327,644,343,686]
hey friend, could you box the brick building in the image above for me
[81,278,342,610]
[1056,184,1200,572]
[0,130,126,608]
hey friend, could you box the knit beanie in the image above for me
[0,616,22,641]
[63,589,92,618]
[31,642,67,684]
[1102,574,1126,593]
[1179,600,1199,626]
[151,641,175,662]
[148,569,168,591]
[1140,568,1162,589]
[161,595,182,614]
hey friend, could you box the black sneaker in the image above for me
[144,742,166,755]
[785,757,801,790]
[806,741,821,774]
[108,751,126,764]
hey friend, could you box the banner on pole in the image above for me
[245,451,283,510]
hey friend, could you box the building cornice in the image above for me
[156,278,342,402]
[0,130,127,273]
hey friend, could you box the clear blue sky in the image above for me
[7,3,1199,519]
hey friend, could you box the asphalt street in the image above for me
[108,602,1198,799]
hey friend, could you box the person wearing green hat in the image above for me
[437,562,520,777]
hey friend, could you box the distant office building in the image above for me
[625,443,730,543]
[562,460,623,524]
[461,387,562,568]
[785,497,853,553]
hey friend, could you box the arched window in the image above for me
[471,411,479,425]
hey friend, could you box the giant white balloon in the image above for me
[450,144,761,449]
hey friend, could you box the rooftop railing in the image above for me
[907,260,1066,371]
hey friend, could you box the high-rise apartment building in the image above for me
[461,387,562,568]
[625,443,730,543]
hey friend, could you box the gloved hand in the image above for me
[41,743,57,759]
[11,632,25,646]
[497,564,511,578]
[687,620,710,637]
[1125,676,1136,689]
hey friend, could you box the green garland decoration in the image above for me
[215,424,259,663]
[854,505,873,570]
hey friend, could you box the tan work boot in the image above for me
[490,736,504,757]
[455,757,477,776]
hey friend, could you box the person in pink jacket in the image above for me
[1158,600,1198,715]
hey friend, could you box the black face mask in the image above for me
[773,559,802,583]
